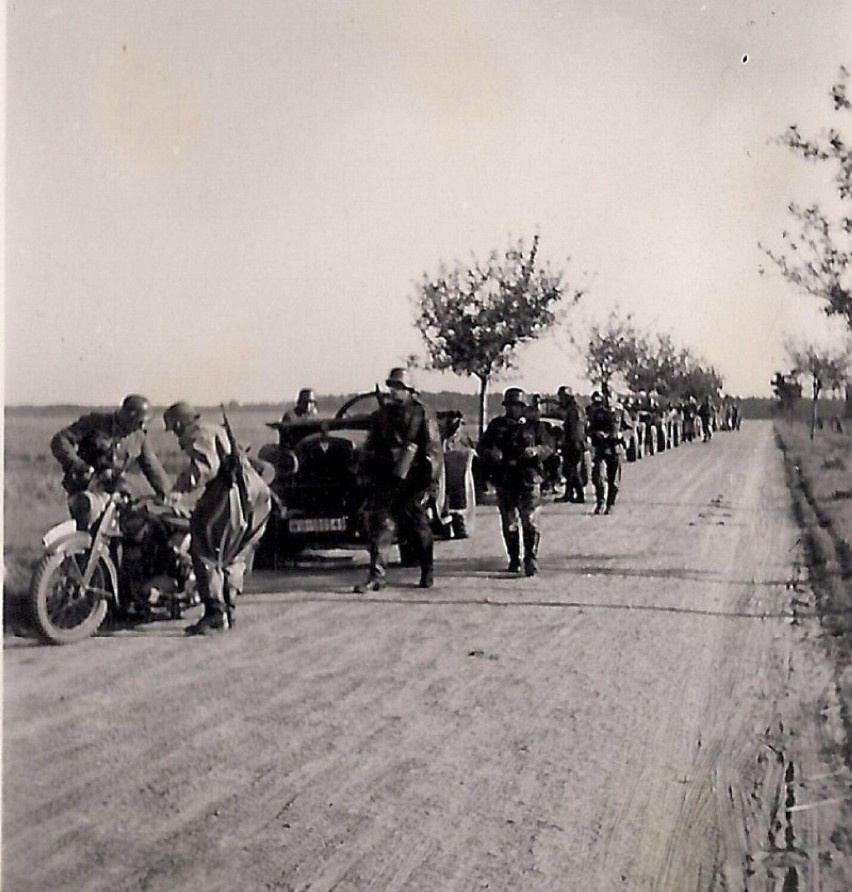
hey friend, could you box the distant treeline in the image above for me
[5,394,806,423]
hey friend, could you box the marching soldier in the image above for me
[554,385,586,503]
[478,388,554,577]
[586,386,632,515]
[354,367,442,593]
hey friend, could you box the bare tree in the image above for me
[761,67,852,327]
[414,235,585,436]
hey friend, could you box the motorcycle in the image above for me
[29,481,198,645]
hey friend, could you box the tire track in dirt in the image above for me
[5,423,847,891]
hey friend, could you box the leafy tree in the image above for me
[585,316,723,402]
[761,67,852,327]
[414,234,584,436]
[786,339,851,438]
[585,310,642,390]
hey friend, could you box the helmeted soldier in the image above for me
[51,394,170,526]
[586,386,632,515]
[281,388,319,424]
[163,401,231,505]
[354,367,442,593]
[554,385,586,504]
[478,387,554,576]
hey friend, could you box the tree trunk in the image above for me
[477,375,489,441]
[810,382,821,440]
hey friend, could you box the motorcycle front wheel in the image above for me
[29,549,110,645]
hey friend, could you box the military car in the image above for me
[254,391,476,567]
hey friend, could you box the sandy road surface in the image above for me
[4,422,850,891]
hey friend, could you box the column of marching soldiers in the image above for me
[49,379,742,637]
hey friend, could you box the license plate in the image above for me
[288,517,347,534]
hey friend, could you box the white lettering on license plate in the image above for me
[288,517,347,534]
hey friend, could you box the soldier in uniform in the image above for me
[51,394,170,526]
[478,388,554,576]
[281,388,319,424]
[554,385,586,503]
[354,367,442,593]
[163,401,231,505]
[586,386,632,515]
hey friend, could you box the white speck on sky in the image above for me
[5,0,852,404]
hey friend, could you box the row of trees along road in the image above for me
[585,310,723,401]
[761,66,852,438]
[412,235,722,438]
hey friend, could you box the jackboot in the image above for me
[419,543,434,589]
[523,529,540,577]
[505,529,521,573]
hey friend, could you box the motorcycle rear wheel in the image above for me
[29,549,110,645]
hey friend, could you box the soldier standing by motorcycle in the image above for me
[587,385,632,515]
[478,388,554,577]
[354,367,442,593]
[51,394,170,526]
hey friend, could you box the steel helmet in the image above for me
[502,387,528,407]
[385,367,416,391]
[163,401,200,432]
[119,394,153,427]
[590,390,603,403]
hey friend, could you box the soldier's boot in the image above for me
[523,529,540,577]
[606,483,619,512]
[419,543,434,589]
[185,606,230,636]
[505,530,521,573]
[355,547,386,593]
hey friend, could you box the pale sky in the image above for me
[6,0,852,405]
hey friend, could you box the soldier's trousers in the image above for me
[591,451,622,508]
[365,486,433,580]
[497,483,541,558]
[561,444,585,500]
[190,549,246,621]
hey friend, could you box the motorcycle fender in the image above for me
[43,523,90,552]
[44,530,119,596]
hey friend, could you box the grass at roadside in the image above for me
[774,418,852,766]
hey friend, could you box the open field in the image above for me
[774,419,852,768]
[5,420,852,890]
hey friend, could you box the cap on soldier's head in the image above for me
[557,385,573,397]
[297,388,317,404]
[385,367,416,391]
[591,390,603,403]
[163,401,200,432]
[119,393,153,426]
[502,387,528,407]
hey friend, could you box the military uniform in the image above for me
[586,394,632,515]
[172,421,231,501]
[52,410,169,496]
[556,390,586,503]
[478,389,554,576]
[358,380,442,590]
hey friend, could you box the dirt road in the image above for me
[5,421,850,891]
